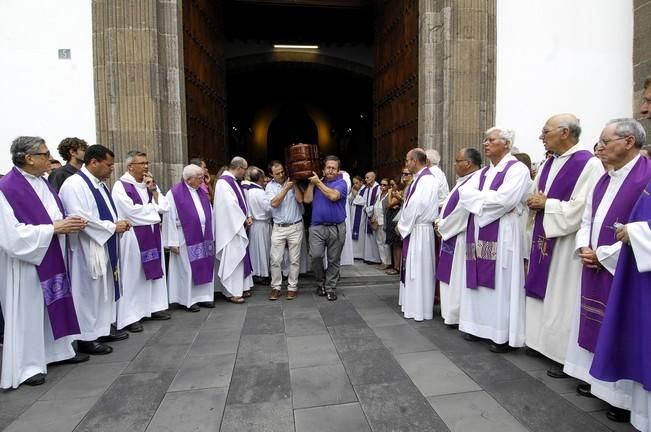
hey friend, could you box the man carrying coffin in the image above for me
[60,145,132,355]
[0,136,86,388]
[214,156,254,303]
[113,151,170,332]
[163,164,215,312]
[398,148,440,321]
[524,114,603,377]
[437,147,482,326]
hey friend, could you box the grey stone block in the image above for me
[145,387,227,432]
[287,334,341,369]
[373,324,438,354]
[446,352,532,387]
[317,301,366,327]
[294,402,371,432]
[359,309,410,327]
[290,364,357,409]
[123,343,191,374]
[284,315,328,337]
[169,353,236,391]
[4,396,99,432]
[241,304,285,335]
[226,362,291,404]
[328,325,384,353]
[503,349,557,372]
[41,362,128,400]
[187,329,240,357]
[235,334,288,367]
[221,399,294,432]
[339,348,409,385]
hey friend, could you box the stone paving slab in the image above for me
[145,387,227,432]
[235,333,288,367]
[221,399,294,432]
[294,402,371,432]
[4,396,99,432]
[290,364,357,409]
[226,361,291,405]
[40,361,128,400]
[168,353,236,392]
[287,334,340,369]
[373,323,438,354]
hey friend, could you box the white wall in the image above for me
[496,0,633,164]
[0,0,95,174]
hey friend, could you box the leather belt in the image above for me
[276,220,303,228]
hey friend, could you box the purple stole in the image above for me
[590,181,651,388]
[465,160,519,289]
[0,167,80,339]
[171,182,215,285]
[437,175,474,284]
[351,186,367,240]
[525,151,593,299]
[400,168,433,284]
[218,175,253,277]
[366,184,380,234]
[120,180,164,280]
[578,156,651,352]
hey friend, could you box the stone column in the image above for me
[634,0,651,134]
[92,0,187,190]
[418,0,496,183]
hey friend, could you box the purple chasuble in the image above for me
[120,180,164,280]
[0,167,80,339]
[590,181,651,389]
[351,185,367,240]
[218,175,253,277]
[366,184,380,234]
[465,160,519,289]
[525,151,593,299]
[578,156,651,352]
[437,175,474,284]
[171,182,215,285]
[400,168,433,284]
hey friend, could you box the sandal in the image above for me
[229,296,245,304]
[385,268,399,275]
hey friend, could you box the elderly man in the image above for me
[437,148,482,326]
[304,155,348,301]
[398,148,440,321]
[214,156,253,303]
[352,171,381,263]
[523,114,604,377]
[0,136,86,388]
[266,160,303,300]
[163,164,215,312]
[48,137,87,192]
[60,145,131,355]
[564,118,651,423]
[246,166,272,284]
[425,148,451,207]
[458,127,532,353]
[113,151,170,332]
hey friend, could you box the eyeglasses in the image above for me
[401,172,411,176]
[31,151,51,158]
[540,126,566,136]
[129,161,149,165]
[596,136,629,146]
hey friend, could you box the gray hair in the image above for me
[557,118,582,141]
[485,127,516,149]
[425,148,441,166]
[409,148,428,164]
[230,156,248,169]
[182,164,204,180]
[247,166,264,182]
[11,136,46,166]
[606,118,646,148]
[125,150,147,165]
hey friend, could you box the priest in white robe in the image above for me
[59,145,132,355]
[213,156,254,303]
[523,114,603,376]
[457,127,532,352]
[339,170,354,266]
[163,164,215,312]
[425,148,451,208]
[398,148,440,321]
[360,172,381,263]
[112,151,170,332]
[0,136,85,388]
[350,177,368,259]
[437,148,482,326]
[245,166,272,280]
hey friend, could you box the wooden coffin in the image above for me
[285,143,321,180]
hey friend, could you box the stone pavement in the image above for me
[0,263,637,432]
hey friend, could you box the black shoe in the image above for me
[23,373,46,386]
[198,301,215,308]
[242,291,252,298]
[445,323,459,330]
[489,343,516,353]
[315,286,327,296]
[464,333,481,342]
[576,383,596,398]
[78,340,113,355]
[52,352,90,365]
[606,406,631,423]
[187,304,200,312]
[98,326,129,343]
[547,365,569,379]
[126,322,144,333]
[524,347,544,358]
[149,311,171,320]
[326,291,338,301]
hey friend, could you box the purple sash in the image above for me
[218,175,253,277]
[351,186,367,240]
[400,168,432,284]
[120,180,164,280]
[0,167,80,339]
[525,151,593,299]
[466,160,518,289]
[366,184,380,234]
[437,175,474,284]
[578,157,651,352]
[171,182,215,285]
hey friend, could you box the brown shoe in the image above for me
[229,296,245,304]
[287,291,297,300]
[268,289,281,301]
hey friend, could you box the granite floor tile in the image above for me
[187,329,241,357]
[287,334,341,369]
[359,309,411,327]
[373,324,438,354]
[145,387,227,432]
[290,364,357,409]
[226,362,291,404]
[294,402,371,432]
[503,349,557,372]
[86,334,151,364]
[40,361,128,400]
[221,399,294,432]
[528,369,582,394]
[235,334,288,367]
[317,301,367,327]
[282,307,321,320]
[428,391,529,432]
[560,391,610,412]
[4,396,99,432]
[123,343,191,374]
[339,348,409,385]
[241,304,285,335]
[446,352,534,387]
[589,410,639,432]
[169,353,236,391]
[328,324,385,353]
[284,315,328,337]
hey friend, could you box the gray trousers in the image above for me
[309,223,346,292]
